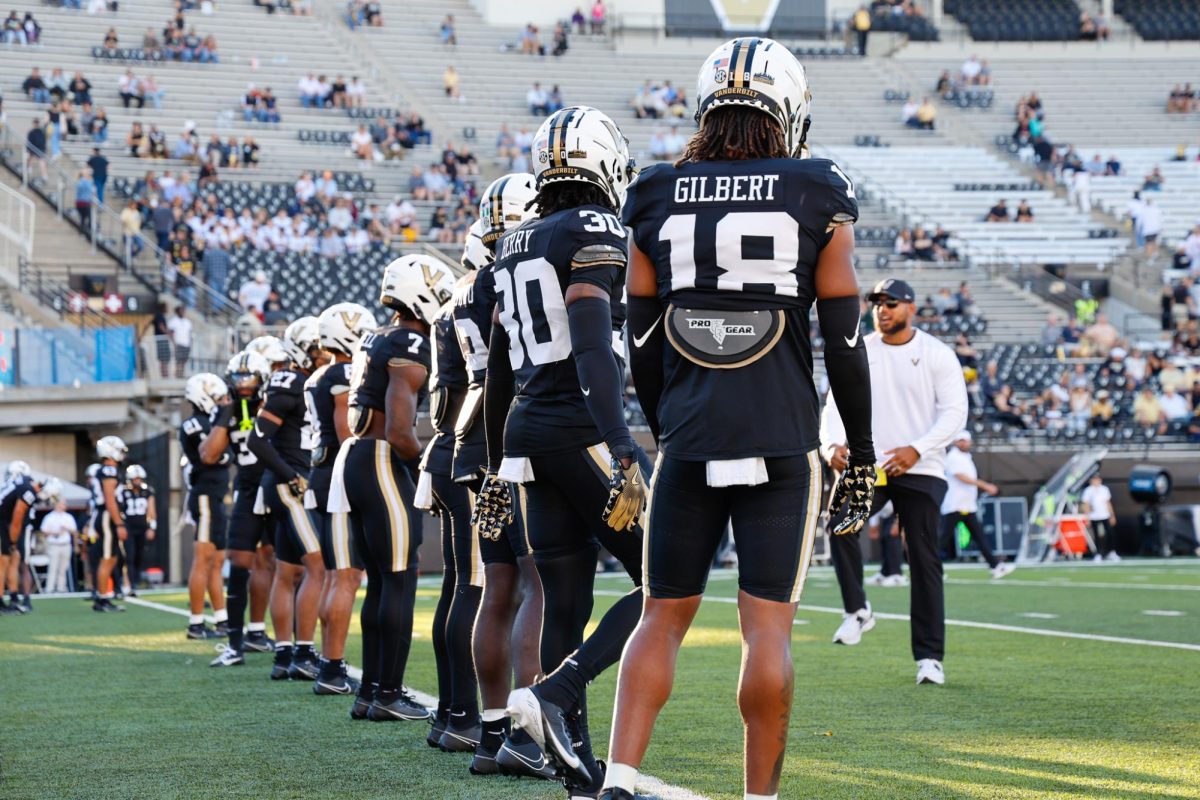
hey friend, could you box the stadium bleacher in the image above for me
[946,0,1084,42]
[1115,0,1200,40]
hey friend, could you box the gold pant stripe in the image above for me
[197,495,212,544]
[642,452,664,593]
[277,484,320,555]
[789,449,822,603]
[101,512,114,560]
[375,440,410,571]
[465,491,484,587]
[585,444,611,486]
[332,511,352,570]
[516,483,532,555]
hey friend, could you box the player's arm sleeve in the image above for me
[483,323,514,472]
[626,294,664,440]
[911,346,969,458]
[816,297,874,464]
[247,395,297,481]
[818,390,849,464]
[567,294,636,459]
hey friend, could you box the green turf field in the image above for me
[2,561,1198,800]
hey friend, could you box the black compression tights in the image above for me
[226,564,250,652]
[376,568,418,693]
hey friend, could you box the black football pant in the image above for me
[830,474,947,662]
[941,511,998,568]
[430,472,482,718]
[125,525,149,586]
[877,512,904,577]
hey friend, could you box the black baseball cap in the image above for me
[867,278,916,303]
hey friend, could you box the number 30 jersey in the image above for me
[622,157,859,460]
[492,205,628,457]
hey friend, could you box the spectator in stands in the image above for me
[1084,313,1120,356]
[2,10,26,44]
[916,296,940,325]
[298,73,321,108]
[1067,384,1092,433]
[119,71,144,109]
[527,82,549,116]
[168,304,193,375]
[956,282,979,317]
[440,14,457,45]
[347,77,366,108]
[318,228,346,259]
[992,385,1025,428]
[985,199,1010,222]
[75,170,95,231]
[1015,199,1034,223]
[313,170,337,204]
[954,333,979,370]
[960,54,981,85]
[590,0,606,34]
[143,27,161,52]
[1159,385,1190,423]
[901,97,918,127]
[351,124,374,160]
[121,200,144,258]
[548,85,564,113]
[1167,84,1195,114]
[103,27,119,49]
[1070,168,1091,213]
[893,228,913,258]
[1103,154,1121,176]
[329,75,349,109]
[241,136,260,167]
[294,171,316,205]
[443,65,461,100]
[633,81,664,120]
[852,6,871,55]
[328,194,355,230]
[932,286,956,316]
[1040,313,1063,347]
[912,227,935,261]
[552,22,569,56]
[914,97,936,130]
[1126,190,1146,247]
[1090,390,1115,428]
[126,121,147,158]
[1142,166,1164,192]
[238,270,272,313]
[363,0,382,26]
[1086,153,1105,175]
[1138,196,1164,258]
[22,68,49,104]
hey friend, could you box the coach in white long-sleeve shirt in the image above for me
[820,277,967,686]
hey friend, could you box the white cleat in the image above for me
[1105,551,1122,562]
[882,573,909,588]
[916,659,944,685]
[866,572,887,586]
[991,563,1015,580]
[504,687,547,750]
[832,603,876,646]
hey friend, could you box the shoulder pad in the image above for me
[100,465,119,479]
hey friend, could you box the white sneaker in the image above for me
[1105,551,1122,562]
[991,563,1015,579]
[1093,553,1104,563]
[832,603,876,646]
[916,659,944,685]
[866,572,887,586]
[882,573,909,588]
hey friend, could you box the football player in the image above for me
[116,465,156,597]
[474,109,650,798]
[210,347,277,667]
[332,254,453,722]
[180,372,233,640]
[599,39,876,800]
[452,200,555,780]
[81,462,101,601]
[248,320,326,680]
[91,436,130,612]
[0,461,44,614]
[307,303,373,694]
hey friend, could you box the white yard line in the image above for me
[122,594,715,800]
[593,591,1200,653]
[945,578,1200,592]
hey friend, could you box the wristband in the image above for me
[149,520,157,531]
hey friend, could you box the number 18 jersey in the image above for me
[492,205,628,457]
[622,157,858,460]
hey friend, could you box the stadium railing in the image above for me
[0,181,36,282]
[0,323,136,387]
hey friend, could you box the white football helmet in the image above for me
[532,106,636,211]
[185,372,230,416]
[245,335,289,366]
[226,350,272,398]
[39,477,63,503]
[478,173,537,247]
[6,460,31,480]
[696,37,812,157]
[319,302,375,357]
[461,219,492,271]
[96,435,128,462]
[282,316,321,371]
[379,255,456,325]
[126,464,148,481]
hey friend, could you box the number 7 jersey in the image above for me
[622,157,858,460]
[492,204,628,457]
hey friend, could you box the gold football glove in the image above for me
[828,462,876,536]
[286,474,309,499]
[473,472,514,542]
[602,458,645,533]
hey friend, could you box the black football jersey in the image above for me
[622,157,859,460]
[422,303,469,476]
[116,483,154,526]
[348,324,432,435]
[491,205,628,457]
[226,395,265,490]
[260,367,311,476]
[450,268,496,475]
[91,464,120,511]
[0,476,37,526]
[305,361,352,457]
[180,412,231,494]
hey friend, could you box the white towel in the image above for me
[414,470,434,511]
[706,457,769,487]
[303,489,317,510]
[498,456,535,484]
[252,486,266,515]
[327,438,354,514]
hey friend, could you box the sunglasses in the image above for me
[872,299,903,309]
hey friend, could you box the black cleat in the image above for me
[439,715,482,753]
[187,623,220,639]
[597,788,635,800]
[288,652,320,681]
[368,691,432,722]
[213,621,230,637]
[350,685,375,720]
[468,742,501,776]
[243,631,276,653]
[0,603,19,616]
[269,655,292,681]
[95,599,125,613]
[313,673,359,696]
[427,715,448,748]
[507,686,588,785]
[495,733,558,781]
[210,645,246,667]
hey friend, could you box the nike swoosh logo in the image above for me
[450,711,467,717]
[501,745,546,770]
[844,328,861,348]
[582,386,591,396]
[632,315,662,348]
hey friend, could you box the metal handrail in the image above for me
[17,256,111,331]
[0,179,35,266]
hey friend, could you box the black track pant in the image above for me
[941,511,998,568]
[830,473,947,662]
[125,526,149,585]
[431,472,483,716]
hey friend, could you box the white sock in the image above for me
[188,614,204,625]
[746,794,778,800]
[247,621,266,633]
[214,608,228,623]
[602,762,638,793]
[296,640,313,648]
[481,708,507,723]
[276,640,294,652]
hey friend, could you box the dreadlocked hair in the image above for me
[535,181,615,217]
[676,107,788,165]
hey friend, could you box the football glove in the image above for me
[473,472,514,542]
[286,474,309,500]
[602,457,645,533]
[828,462,876,536]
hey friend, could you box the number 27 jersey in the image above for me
[622,157,859,460]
